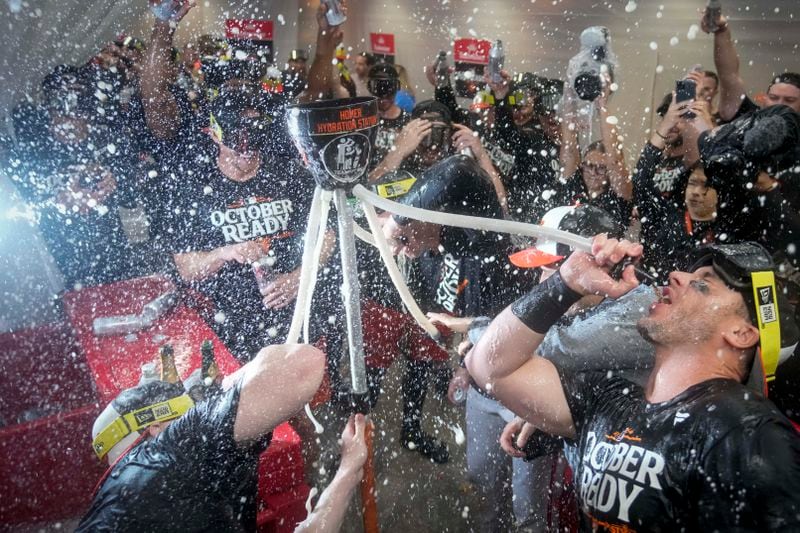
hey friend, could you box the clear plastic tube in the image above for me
[303,190,333,343]
[352,185,593,252]
[353,223,376,246]
[360,201,441,340]
[287,187,325,344]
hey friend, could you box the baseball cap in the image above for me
[509,205,622,269]
[689,242,800,395]
[92,380,193,460]
[411,100,452,124]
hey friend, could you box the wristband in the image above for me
[511,271,581,334]
[654,130,669,141]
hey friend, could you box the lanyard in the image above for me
[684,211,714,243]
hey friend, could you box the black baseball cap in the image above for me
[208,85,273,152]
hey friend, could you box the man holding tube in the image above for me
[467,236,800,531]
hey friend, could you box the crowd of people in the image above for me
[4,0,800,530]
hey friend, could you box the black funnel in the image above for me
[286,97,379,190]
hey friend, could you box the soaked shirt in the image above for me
[165,148,314,360]
[77,381,271,532]
[559,372,800,532]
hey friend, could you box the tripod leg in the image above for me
[332,189,368,398]
[332,189,379,533]
[303,189,333,343]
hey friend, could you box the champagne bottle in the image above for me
[488,40,505,84]
[323,0,347,26]
[159,344,181,385]
[201,340,221,386]
[434,50,450,88]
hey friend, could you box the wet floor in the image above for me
[311,358,481,533]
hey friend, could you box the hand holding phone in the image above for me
[675,79,697,119]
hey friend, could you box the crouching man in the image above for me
[78,344,366,532]
[466,237,800,531]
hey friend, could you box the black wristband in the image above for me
[511,271,582,334]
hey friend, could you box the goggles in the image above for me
[92,393,194,460]
[421,123,452,149]
[470,91,495,111]
[368,77,400,98]
[507,90,536,109]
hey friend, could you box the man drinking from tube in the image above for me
[379,153,535,525]
[466,237,800,531]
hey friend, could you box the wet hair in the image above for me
[770,72,800,92]
[701,71,719,90]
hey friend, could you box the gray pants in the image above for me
[466,388,551,532]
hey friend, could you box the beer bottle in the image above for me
[201,340,221,386]
[159,344,181,385]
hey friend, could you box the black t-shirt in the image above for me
[164,143,315,360]
[686,215,715,246]
[370,110,410,169]
[559,371,800,532]
[77,380,271,532]
[650,156,690,208]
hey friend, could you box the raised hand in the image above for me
[150,0,196,23]
[393,119,433,159]
[485,69,511,101]
[560,234,643,299]
[451,123,486,159]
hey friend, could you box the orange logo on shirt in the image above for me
[606,427,642,443]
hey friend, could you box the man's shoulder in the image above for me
[564,370,643,405]
[685,379,797,442]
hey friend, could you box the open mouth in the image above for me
[656,286,672,305]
